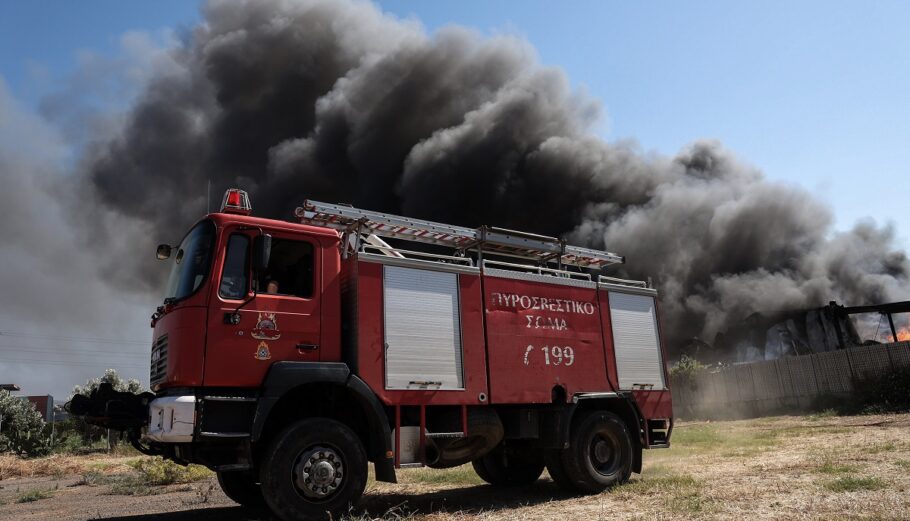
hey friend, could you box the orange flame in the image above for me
[897,327,910,342]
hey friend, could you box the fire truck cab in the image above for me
[71,189,672,521]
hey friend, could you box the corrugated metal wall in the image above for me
[671,341,910,419]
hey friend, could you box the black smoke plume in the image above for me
[78,0,910,354]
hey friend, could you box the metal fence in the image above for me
[670,341,910,419]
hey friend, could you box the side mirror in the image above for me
[253,234,272,272]
[156,244,172,260]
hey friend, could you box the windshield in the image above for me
[163,220,216,303]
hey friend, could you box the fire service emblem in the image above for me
[251,312,281,340]
[254,341,272,361]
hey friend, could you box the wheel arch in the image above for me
[252,362,396,483]
[570,394,644,474]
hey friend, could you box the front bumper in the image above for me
[146,395,196,442]
[67,383,197,443]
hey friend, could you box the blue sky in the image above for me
[1,0,908,239]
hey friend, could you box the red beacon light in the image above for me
[220,188,252,215]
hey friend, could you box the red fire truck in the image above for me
[71,189,672,520]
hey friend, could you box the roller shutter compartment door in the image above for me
[608,292,666,390]
[383,266,464,390]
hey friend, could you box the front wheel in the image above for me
[259,418,368,521]
[216,470,265,508]
[472,445,544,486]
[547,411,633,494]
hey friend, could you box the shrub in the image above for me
[0,392,50,457]
[810,367,910,416]
[669,355,707,391]
[127,458,212,486]
[16,488,54,503]
[856,367,910,413]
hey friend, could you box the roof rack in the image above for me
[295,200,624,269]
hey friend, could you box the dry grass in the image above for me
[0,453,135,480]
[0,453,208,493]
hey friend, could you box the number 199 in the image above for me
[541,345,575,366]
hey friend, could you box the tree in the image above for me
[0,392,49,457]
[71,368,144,398]
[69,369,146,450]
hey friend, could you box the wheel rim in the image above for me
[293,445,345,500]
[588,431,620,476]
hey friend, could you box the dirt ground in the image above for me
[2,412,909,521]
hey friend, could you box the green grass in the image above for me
[670,422,786,459]
[614,473,699,495]
[807,409,839,421]
[823,476,887,492]
[816,461,858,474]
[894,459,910,469]
[863,443,898,455]
[670,424,724,448]
[15,488,55,503]
[401,464,483,485]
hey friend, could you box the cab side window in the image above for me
[219,234,250,300]
[257,239,314,298]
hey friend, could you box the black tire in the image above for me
[549,411,633,494]
[216,470,266,508]
[472,445,544,486]
[259,418,368,521]
[544,449,575,491]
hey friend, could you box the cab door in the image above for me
[204,227,322,388]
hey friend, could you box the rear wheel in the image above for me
[216,470,265,508]
[472,445,544,486]
[544,449,574,490]
[259,418,368,521]
[547,411,633,494]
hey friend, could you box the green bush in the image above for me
[0,392,50,457]
[669,355,707,391]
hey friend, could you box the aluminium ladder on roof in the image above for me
[295,200,624,269]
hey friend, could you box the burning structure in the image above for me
[692,300,910,364]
